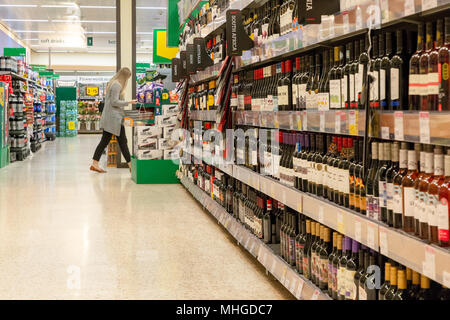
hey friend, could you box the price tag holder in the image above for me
[302,111,308,131]
[404,0,415,15]
[297,197,303,213]
[419,111,430,144]
[289,113,294,129]
[422,0,437,11]
[295,279,305,299]
[318,206,324,224]
[354,220,362,243]
[282,190,287,204]
[335,111,341,134]
[379,227,389,256]
[394,111,404,140]
[337,211,345,234]
[348,110,358,135]
[367,224,376,250]
[443,271,450,288]
[311,289,321,300]
[319,111,325,132]
[297,114,302,130]
[423,245,436,280]
[381,126,390,140]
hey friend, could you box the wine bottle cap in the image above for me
[352,240,360,253]
[412,270,420,284]
[420,274,430,289]
[390,266,398,285]
[406,267,412,281]
[361,244,367,251]
[397,270,406,289]
[385,262,391,281]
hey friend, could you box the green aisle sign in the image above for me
[136,63,151,73]
[167,0,180,47]
[31,64,47,71]
[153,29,179,64]
[4,48,26,57]
[87,37,93,46]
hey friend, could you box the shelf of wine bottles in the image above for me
[178,173,331,300]
[234,110,366,136]
[189,60,224,85]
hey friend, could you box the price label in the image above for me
[295,279,305,299]
[302,111,308,131]
[281,266,288,285]
[68,121,75,130]
[337,211,345,234]
[394,111,404,140]
[319,111,325,132]
[422,0,437,11]
[443,271,450,288]
[419,111,430,144]
[367,224,376,249]
[86,86,99,96]
[289,277,297,294]
[311,289,321,300]
[297,197,303,213]
[404,0,415,16]
[349,110,358,135]
[379,227,389,256]
[289,113,294,129]
[381,126,390,139]
[297,116,302,130]
[335,111,341,134]
[354,220,362,243]
[282,190,287,204]
[423,245,436,280]
[318,206,324,224]
[270,259,278,274]
[270,183,276,198]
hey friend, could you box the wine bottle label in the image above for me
[317,92,330,111]
[350,74,355,105]
[337,266,346,296]
[427,194,438,227]
[341,75,348,108]
[409,74,419,95]
[356,64,363,98]
[359,286,367,300]
[418,74,429,96]
[343,170,350,194]
[299,84,307,109]
[320,257,328,284]
[387,182,394,211]
[399,149,408,168]
[367,195,374,219]
[418,191,428,223]
[251,150,258,166]
[330,79,341,109]
[328,263,334,291]
[303,256,310,278]
[403,187,416,217]
[273,154,280,179]
[428,72,439,95]
[373,196,380,220]
[261,24,269,44]
[380,69,386,101]
[379,181,387,208]
[390,67,400,100]
[346,270,357,299]
[438,197,449,241]
[267,95,274,111]
[371,70,379,102]
[273,95,279,111]
[332,264,338,293]
[435,154,444,176]
[293,83,298,107]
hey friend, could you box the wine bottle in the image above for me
[361,250,378,300]
[329,47,341,109]
[345,240,359,300]
[409,23,424,110]
[407,270,421,299]
[379,143,392,224]
[349,138,359,210]
[313,223,323,286]
[419,145,435,240]
[319,227,332,291]
[390,30,408,110]
[318,50,330,110]
[393,142,409,229]
[437,149,450,247]
[384,265,398,300]
[293,57,300,110]
[392,269,407,300]
[428,20,440,111]
[380,32,391,110]
[308,221,317,283]
[386,142,400,227]
[337,237,351,300]
[402,145,420,233]
[366,142,379,219]
[328,232,337,296]
[333,137,344,205]
[344,42,353,109]
[420,22,433,110]
[370,35,380,109]
[263,199,273,244]
[295,216,305,273]
[354,245,367,300]
[414,145,427,236]
[302,219,312,279]
[305,55,315,109]
[331,234,343,300]
[338,45,346,109]
[427,146,444,244]
[357,140,367,215]
[438,17,450,111]
[358,33,370,109]
[417,275,432,300]
[378,261,392,300]
[312,53,322,109]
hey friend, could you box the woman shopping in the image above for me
[90,67,137,173]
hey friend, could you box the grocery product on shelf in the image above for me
[77,100,101,133]
[58,101,78,137]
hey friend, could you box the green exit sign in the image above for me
[4,48,26,57]
[87,37,93,46]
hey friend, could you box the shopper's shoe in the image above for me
[90,165,107,173]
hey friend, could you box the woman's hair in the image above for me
[106,67,132,98]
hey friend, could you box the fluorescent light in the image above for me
[36,50,70,53]
[79,6,115,9]
[0,4,38,7]
[23,38,39,41]
[15,30,56,33]
[136,7,167,10]
[84,31,116,34]
[41,4,77,8]
[3,19,48,22]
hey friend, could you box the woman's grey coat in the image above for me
[99,81,128,136]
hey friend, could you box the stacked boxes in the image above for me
[58,100,78,137]
[134,104,179,160]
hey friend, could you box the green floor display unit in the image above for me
[0,82,9,168]
[131,156,179,184]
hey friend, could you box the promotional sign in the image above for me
[86,87,99,96]
[194,37,213,71]
[171,58,181,82]
[153,29,179,64]
[297,0,340,25]
[226,10,254,57]
[179,51,188,79]
[186,44,197,75]
[4,48,26,57]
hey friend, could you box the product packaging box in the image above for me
[155,115,177,126]
[136,149,163,160]
[136,137,158,150]
[162,104,179,115]
[158,138,171,150]
[163,124,176,138]
[135,126,162,138]
[164,149,179,160]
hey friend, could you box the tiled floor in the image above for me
[0,135,292,299]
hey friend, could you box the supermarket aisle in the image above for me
[0,136,292,299]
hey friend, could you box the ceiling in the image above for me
[0,0,167,53]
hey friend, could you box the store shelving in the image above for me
[179,173,331,300]
[190,110,218,122]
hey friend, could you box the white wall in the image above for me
[30,52,152,70]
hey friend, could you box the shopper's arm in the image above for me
[110,82,129,108]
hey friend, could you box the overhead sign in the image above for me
[136,62,151,73]
[86,87,99,96]
[4,48,26,57]
[153,29,179,64]
[87,37,93,46]
[31,64,47,71]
